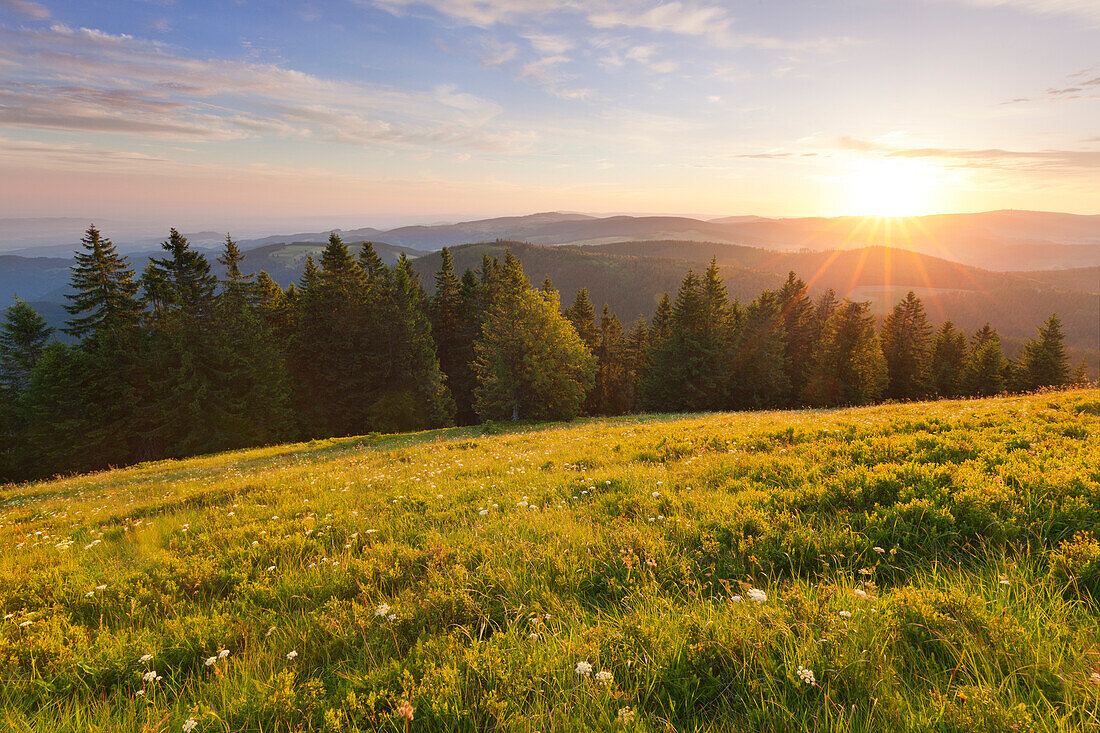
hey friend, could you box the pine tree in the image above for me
[882,291,933,400]
[0,299,53,393]
[64,225,143,342]
[776,272,816,405]
[623,318,648,412]
[804,299,887,406]
[254,271,293,340]
[216,233,253,304]
[540,275,556,298]
[929,321,967,398]
[474,253,594,422]
[1069,360,1091,387]
[1019,314,1069,391]
[961,324,1006,397]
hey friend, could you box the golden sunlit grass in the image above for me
[1,390,1098,731]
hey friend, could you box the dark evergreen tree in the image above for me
[566,288,600,353]
[592,306,633,415]
[776,272,816,405]
[929,321,967,398]
[649,294,673,343]
[961,324,1006,397]
[804,300,887,406]
[540,275,556,298]
[0,298,53,393]
[1019,314,1069,391]
[729,289,790,409]
[623,318,648,412]
[882,291,933,400]
[143,228,218,317]
[639,269,731,412]
[254,271,293,340]
[64,225,143,341]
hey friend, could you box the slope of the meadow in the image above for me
[2,391,1099,732]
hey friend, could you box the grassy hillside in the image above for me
[2,390,1099,731]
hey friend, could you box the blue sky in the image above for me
[0,0,1097,226]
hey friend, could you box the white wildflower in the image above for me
[747,588,767,604]
[596,670,614,684]
[182,718,198,732]
[218,648,230,659]
[797,666,816,685]
[286,650,298,660]
[204,656,217,666]
[375,603,391,617]
[575,660,593,676]
[139,654,154,664]
[853,589,868,599]
[838,610,852,618]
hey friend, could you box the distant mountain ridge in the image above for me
[8,210,1099,270]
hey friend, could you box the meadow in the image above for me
[1,390,1099,732]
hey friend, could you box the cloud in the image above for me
[0,0,49,19]
[364,0,569,27]
[935,0,1100,24]
[840,136,1100,171]
[0,24,534,154]
[523,33,573,54]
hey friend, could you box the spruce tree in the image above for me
[961,324,1006,397]
[639,269,730,412]
[623,318,648,412]
[254,271,293,340]
[143,228,218,317]
[729,289,790,409]
[777,272,816,406]
[882,291,933,400]
[929,321,967,398]
[592,305,632,415]
[64,225,143,342]
[0,299,53,393]
[1019,314,1069,391]
[649,294,673,343]
[804,299,887,406]
[566,288,600,359]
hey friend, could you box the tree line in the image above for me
[0,226,1087,482]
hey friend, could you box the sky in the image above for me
[0,0,1097,228]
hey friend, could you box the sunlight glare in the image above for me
[843,157,944,217]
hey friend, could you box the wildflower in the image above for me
[730,595,743,603]
[651,492,660,498]
[796,666,816,685]
[529,632,538,640]
[135,689,145,697]
[617,706,636,724]
[376,603,391,616]
[596,670,614,684]
[747,588,767,603]
[286,650,298,660]
[839,610,852,618]
[853,589,868,599]
[479,509,488,515]
[142,671,158,683]
[388,613,397,622]
[873,546,885,554]
[182,718,198,732]
[397,700,415,721]
[266,626,276,637]
[999,579,1011,586]
[218,648,230,659]
[575,660,593,675]
[139,654,154,664]
[1089,672,1100,686]
[204,656,217,666]
[96,584,107,590]
[85,591,95,598]
[19,620,31,627]
[265,566,275,572]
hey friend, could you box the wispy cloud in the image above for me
[0,0,50,20]
[840,136,1100,171]
[935,0,1100,24]
[0,24,534,154]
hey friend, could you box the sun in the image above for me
[843,157,942,217]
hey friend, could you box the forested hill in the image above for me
[411,241,1100,362]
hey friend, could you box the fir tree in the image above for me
[929,321,967,398]
[216,233,253,304]
[649,294,673,343]
[882,291,933,400]
[1019,314,1069,391]
[0,299,53,393]
[804,299,887,406]
[143,228,218,317]
[623,318,648,412]
[254,271,293,340]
